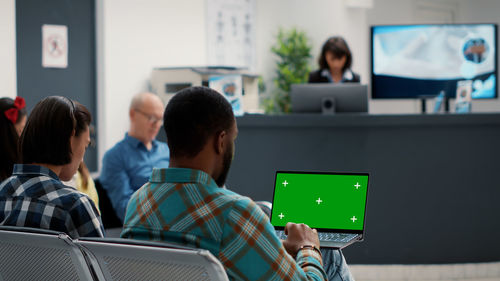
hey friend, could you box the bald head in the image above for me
[130,92,163,111]
[128,92,165,149]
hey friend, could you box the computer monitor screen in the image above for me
[371,23,497,99]
[290,84,368,113]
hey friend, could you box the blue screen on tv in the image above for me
[371,24,497,99]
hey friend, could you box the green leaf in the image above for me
[265,27,312,113]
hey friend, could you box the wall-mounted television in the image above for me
[371,24,497,99]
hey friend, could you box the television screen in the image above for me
[371,24,497,99]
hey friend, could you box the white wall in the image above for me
[0,0,16,99]
[97,0,372,166]
[98,0,206,165]
[3,0,500,169]
[256,0,369,95]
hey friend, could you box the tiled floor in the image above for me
[349,262,500,281]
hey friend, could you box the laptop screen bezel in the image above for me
[270,170,370,235]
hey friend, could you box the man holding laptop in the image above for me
[121,86,355,280]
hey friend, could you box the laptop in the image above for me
[270,171,369,249]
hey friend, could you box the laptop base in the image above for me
[275,230,361,249]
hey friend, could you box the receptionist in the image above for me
[309,36,360,84]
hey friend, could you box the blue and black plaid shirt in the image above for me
[0,164,104,238]
[122,168,327,281]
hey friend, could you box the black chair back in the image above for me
[94,178,123,229]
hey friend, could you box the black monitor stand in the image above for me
[420,95,450,114]
[420,97,428,113]
[444,97,450,112]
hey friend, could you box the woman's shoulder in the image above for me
[308,69,328,83]
[309,69,322,77]
[344,69,361,83]
[351,71,361,82]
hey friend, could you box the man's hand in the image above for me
[282,222,320,257]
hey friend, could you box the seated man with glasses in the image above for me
[100,92,170,222]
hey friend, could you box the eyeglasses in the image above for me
[134,109,163,125]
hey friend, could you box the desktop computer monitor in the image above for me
[290,84,368,114]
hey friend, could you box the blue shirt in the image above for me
[122,168,326,281]
[100,133,170,222]
[0,164,104,238]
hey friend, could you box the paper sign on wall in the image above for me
[42,24,68,68]
[206,0,256,71]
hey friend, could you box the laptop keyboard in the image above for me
[275,230,357,243]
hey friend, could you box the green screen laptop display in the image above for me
[271,172,369,231]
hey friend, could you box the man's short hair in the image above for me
[163,86,234,158]
[20,96,92,165]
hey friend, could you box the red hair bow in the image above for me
[4,96,26,124]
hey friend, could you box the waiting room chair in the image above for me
[0,226,228,281]
[0,226,95,281]
[75,237,229,281]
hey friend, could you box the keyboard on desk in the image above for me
[276,230,357,243]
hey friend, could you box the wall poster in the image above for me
[206,0,256,71]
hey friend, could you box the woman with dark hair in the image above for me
[309,36,360,83]
[0,96,104,238]
[0,96,27,181]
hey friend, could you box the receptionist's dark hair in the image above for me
[319,36,353,72]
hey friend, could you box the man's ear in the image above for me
[214,130,227,155]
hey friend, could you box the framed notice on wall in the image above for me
[206,0,256,70]
[42,24,68,68]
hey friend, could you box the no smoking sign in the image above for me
[42,24,68,68]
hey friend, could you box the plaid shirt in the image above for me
[0,164,104,238]
[121,168,327,281]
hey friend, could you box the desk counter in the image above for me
[226,113,500,264]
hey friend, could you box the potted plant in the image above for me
[263,28,312,113]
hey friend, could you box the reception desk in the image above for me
[225,113,500,264]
